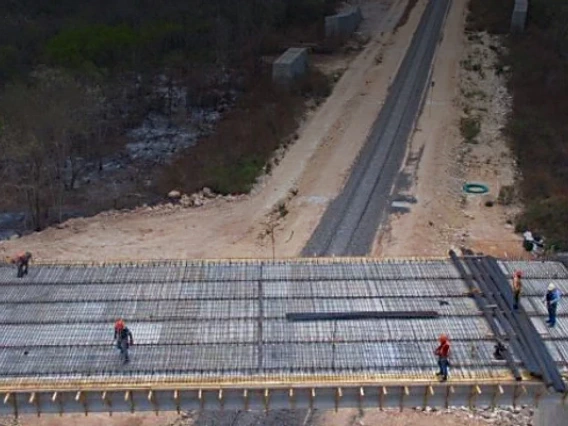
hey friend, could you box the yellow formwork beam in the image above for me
[0,370,524,394]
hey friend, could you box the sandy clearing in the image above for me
[11,413,180,426]
[0,0,422,263]
[4,407,516,426]
[374,0,526,260]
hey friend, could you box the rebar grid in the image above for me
[0,259,463,285]
[514,279,568,296]
[0,259,566,385]
[0,342,508,378]
[499,261,568,279]
[0,279,471,304]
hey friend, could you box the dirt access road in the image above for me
[1,0,415,262]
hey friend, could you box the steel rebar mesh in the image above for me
[0,340,508,379]
[517,279,568,296]
[499,261,568,279]
[262,279,469,298]
[261,260,461,281]
[0,259,543,383]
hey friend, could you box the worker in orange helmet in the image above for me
[113,318,134,364]
[434,334,451,382]
[512,270,523,310]
[10,251,32,278]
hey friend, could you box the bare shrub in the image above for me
[497,185,515,206]
[460,116,481,143]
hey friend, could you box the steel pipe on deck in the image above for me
[483,257,567,393]
[448,251,522,381]
[286,311,440,321]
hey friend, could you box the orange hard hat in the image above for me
[115,318,125,329]
[439,334,448,343]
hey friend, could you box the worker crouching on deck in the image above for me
[10,251,32,278]
[434,334,451,382]
[114,319,134,364]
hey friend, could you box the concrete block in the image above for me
[272,47,308,85]
[511,0,528,33]
[325,6,363,39]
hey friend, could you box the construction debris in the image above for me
[286,311,440,321]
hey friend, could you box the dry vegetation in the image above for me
[467,0,568,251]
[0,0,340,234]
[158,70,331,195]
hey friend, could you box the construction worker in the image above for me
[10,251,32,278]
[512,270,522,310]
[544,283,562,328]
[434,334,451,382]
[113,319,134,364]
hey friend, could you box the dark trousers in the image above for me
[117,339,130,362]
[513,290,520,309]
[547,303,558,326]
[16,261,28,278]
[438,357,449,378]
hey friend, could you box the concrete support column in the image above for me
[534,401,568,426]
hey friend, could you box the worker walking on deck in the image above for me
[10,251,32,278]
[512,270,522,310]
[544,284,562,328]
[434,334,451,382]
[114,319,134,364]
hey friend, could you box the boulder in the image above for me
[168,190,182,200]
[202,187,215,198]
[191,193,204,207]
[180,194,193,208]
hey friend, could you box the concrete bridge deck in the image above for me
[0,257,567,415]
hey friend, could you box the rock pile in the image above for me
[413,405,534,426]
[466,405,533,426]
[166,187,221,208]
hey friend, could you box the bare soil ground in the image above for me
[10,413,180,426]
[374,0,526,259]
[6,407,508,426]
[318,408,491,426]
